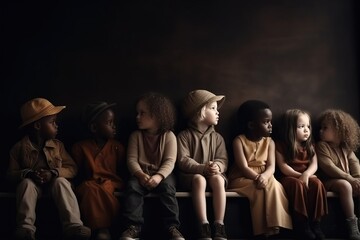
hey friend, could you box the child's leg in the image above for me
[119,177,147,240]
[208,175,226,223]
[328,179,355,218]
[155,174,181,229]
[307,177,327,220]
[328,179,360,239]
[191,174,208,223]
[121,176,147,226]
[51,177,84,229]
[192,174,212,239]
[16,178,41,232]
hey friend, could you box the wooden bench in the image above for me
[0,190,339,198]
[0,190,344,240]
[114,190,338,198]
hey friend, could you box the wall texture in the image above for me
[0,0,359,174]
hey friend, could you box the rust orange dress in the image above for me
[72,139,126,229]
[276,142,328,221]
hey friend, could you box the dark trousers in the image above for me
[122,173,180,229]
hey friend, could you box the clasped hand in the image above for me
[139,173,163,190]
[204,161,220,176]
[27,169,52,185]
[351,179,360,195]
[255,174,268,189]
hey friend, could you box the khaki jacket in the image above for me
[177,124,228,189]
[7,136,77,182]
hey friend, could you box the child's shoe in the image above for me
[198,223,211,240]
[119,225,141,240]
[64,225,91,240]
[346,216,360,240]
[265,226,280,237]
[293,215,315,240]
[96,228,112,240]
[168,225,185,240]
[310,221,325,240]
[14,228,35,240]
[213,223,227,240]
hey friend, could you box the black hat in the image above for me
[82,101,116,126]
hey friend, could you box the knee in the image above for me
[17,178,36,192]
[52,177,72,189]
[292,178,306,189]
[192,174,206,189]
[309,178,325,189]
[209,175,225,188]
[157,181,176,194]
[126,178,143,193]
[338,181,353,195]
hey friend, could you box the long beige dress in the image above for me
[227,135,292,236]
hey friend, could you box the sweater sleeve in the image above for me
[348,151,360,178]
[213,133,228,173]
[316,141,355,181]
[156,131,176,178]
[127,131,143,176]
[7,143,27,182]
[177,130,206,174]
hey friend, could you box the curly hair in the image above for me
[137,92,176,133]
[281,109,315,162]
[318,109,360,151]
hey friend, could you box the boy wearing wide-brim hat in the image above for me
[7,98,91,240]
[72,101,126,240]
[177,89,228,240]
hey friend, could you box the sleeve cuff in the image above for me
[50,169,59,178]
[22,169,33,179]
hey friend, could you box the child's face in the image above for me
[319,120,338,144]
[202,101,219,126]
[37,114,59,140]
[93,109,116,139]
[136,100,158,133]
[296,113,311,143]
[252,108,272,137]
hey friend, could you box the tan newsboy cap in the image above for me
[183,89,225,119]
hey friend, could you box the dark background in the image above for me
[1,0,359,178]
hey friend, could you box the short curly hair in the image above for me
[237,99,270,134]
[137,92,176,134]
[318,109,360,151]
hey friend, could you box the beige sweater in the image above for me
[127,130,177,179]
[316,140,360,182]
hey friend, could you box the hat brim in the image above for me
[19,106,66,129]
[186,95,225,119]
[209,95,225,109]
[85,103,117,125]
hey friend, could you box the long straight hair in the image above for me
[282,109,315,162]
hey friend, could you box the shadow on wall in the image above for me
[0,0,359,176]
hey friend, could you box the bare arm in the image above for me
[232,137,258,180]
[275,149,302,178]
[261,139,276,180]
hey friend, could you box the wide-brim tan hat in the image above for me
[183,89,225,119]
[19,98,66,129]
